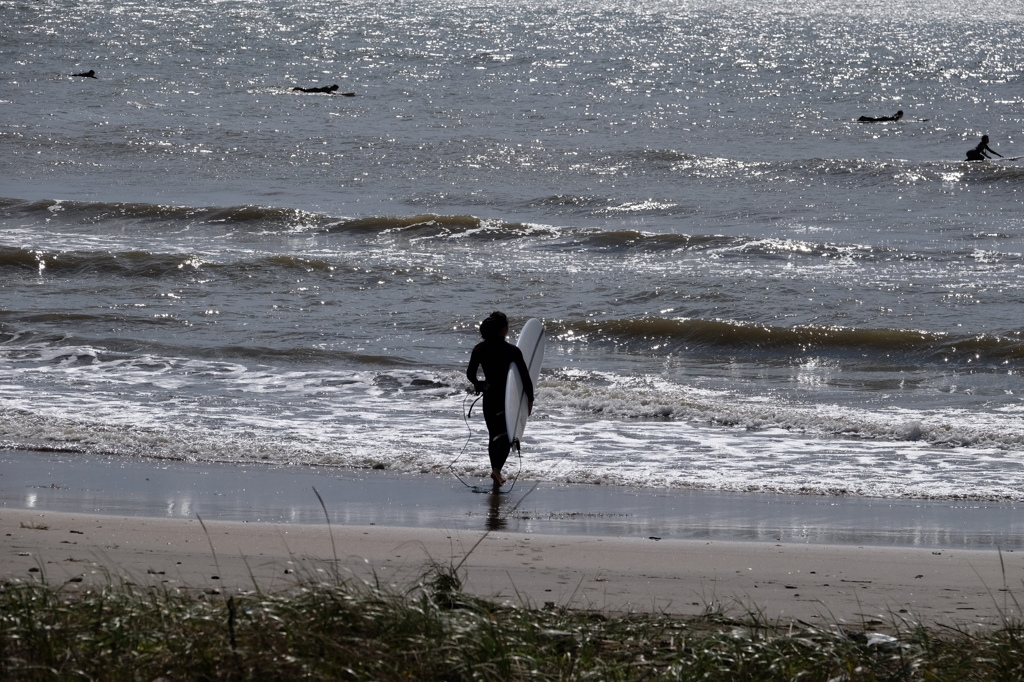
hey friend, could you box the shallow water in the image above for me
[2,0,1023,500]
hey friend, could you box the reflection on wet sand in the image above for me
[485,492,506,531]
[4,452,1023,550]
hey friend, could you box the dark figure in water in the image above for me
[858,110,903,123]
[293,84,339,94]
[466,311,534,488]
[966,135,1003,161]
[72,70,97,78]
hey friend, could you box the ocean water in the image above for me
[2,0,1024,501]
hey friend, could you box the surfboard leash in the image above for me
[447,391,482,489]
[502,441,524,494]
[450,390,524,494]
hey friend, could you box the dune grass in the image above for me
[2,561,1023,681]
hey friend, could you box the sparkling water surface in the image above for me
[2,0,1023,501]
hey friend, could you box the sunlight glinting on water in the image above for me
[2,0,1023,500]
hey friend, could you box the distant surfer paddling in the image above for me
[71,69,97,79]
[292,84,351,94]
[858,110,903,123]
[466,311,534,488]
[966,135,1003,161]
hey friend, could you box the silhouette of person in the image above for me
[292,84,339,94]
[966,135,1003,161]
[72,70,97,79]
[858,110,903,123]
[466,312,534,488]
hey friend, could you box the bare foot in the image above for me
[490,470,506,486]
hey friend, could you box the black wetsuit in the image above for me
[293,85,338,93]
[966,140,1001,161]
[466,339,534,472]
[858,112,902,123]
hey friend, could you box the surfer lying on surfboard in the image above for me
[466,311,534,488]
[858,109,903,123]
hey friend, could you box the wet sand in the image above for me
[3,450,1024,626]
[3,451,1023,548]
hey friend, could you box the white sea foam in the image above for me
[2,347,1023,501]
[3,0,1024,509]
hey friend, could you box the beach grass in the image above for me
[2,562,1024,681]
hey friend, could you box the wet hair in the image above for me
[981,135,990,143]
[479,311,508,340]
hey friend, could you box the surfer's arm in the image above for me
[466,348,485,393]
[980,144,1002,158]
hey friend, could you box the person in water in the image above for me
[292,84,339,94]
[966,135,1003,161]
[858,110,903,123]
[72,69,97,78]
[466,311,534,487]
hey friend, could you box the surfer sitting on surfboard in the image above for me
[966,135,1003,161]
[466,311,534,487]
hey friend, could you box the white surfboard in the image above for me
[504,318,545,448]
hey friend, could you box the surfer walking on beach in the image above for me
[466,311,534,488]
[966,135,1003,161]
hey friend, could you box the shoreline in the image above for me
[2,450,1023,550]
[3,450,1024,626]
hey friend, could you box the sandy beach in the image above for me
[4,507,1022,629]
[4,451,1023,629]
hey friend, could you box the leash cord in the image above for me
[449,390,522,493]
[448,391,481,489]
